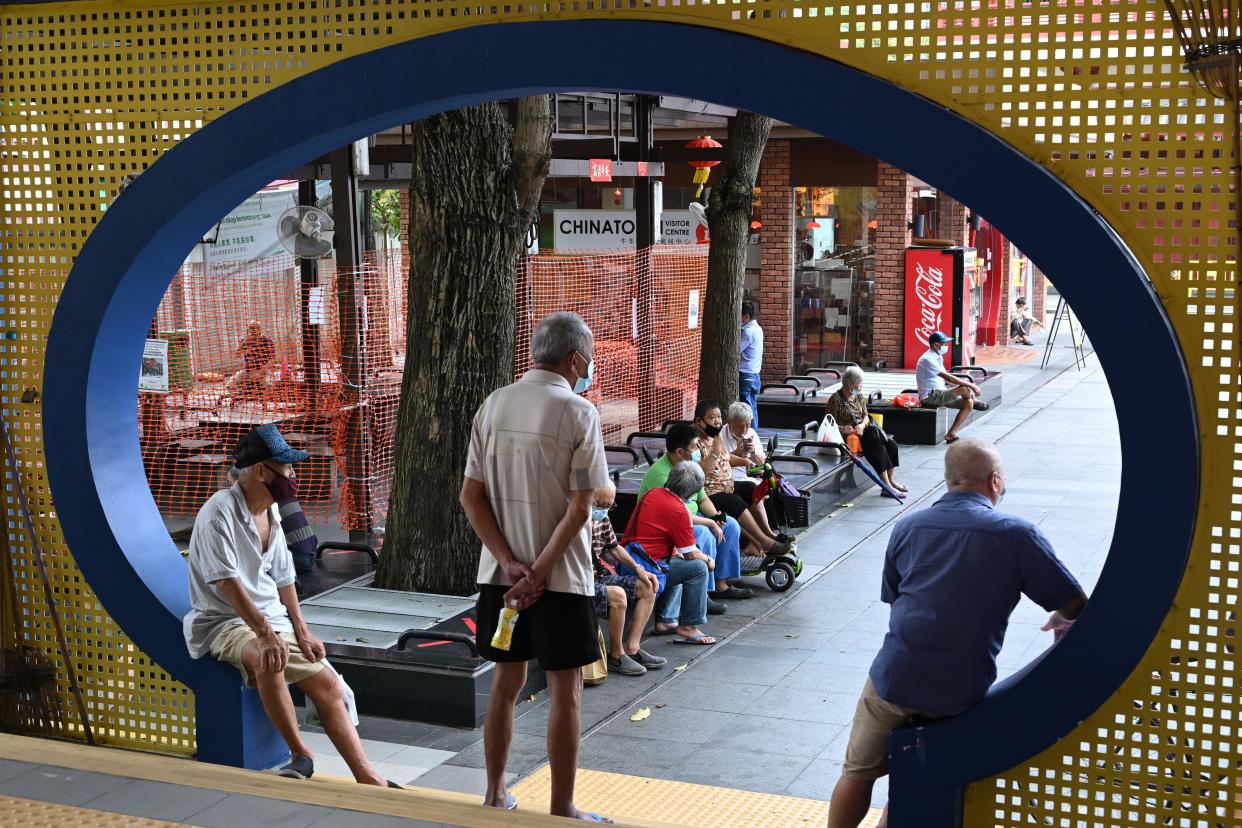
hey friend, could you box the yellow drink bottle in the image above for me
[491,601,520,651]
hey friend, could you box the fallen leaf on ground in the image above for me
[835,502,855,508]
[674,663,689,672]
[528,695,537,702]
[630,707,651,722]
[655,704,667,709]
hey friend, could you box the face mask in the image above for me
[573,353,594,394]
[690,449,702,462]
[263,468,298,503]
[591,506,610,522]
[703,424,722,438]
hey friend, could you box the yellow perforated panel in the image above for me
[0,1,1234,822]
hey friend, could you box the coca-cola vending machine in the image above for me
[903,246,980,369]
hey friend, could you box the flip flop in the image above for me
[944,435,960,444]
[672,633,717,645]
[582,813,614,823]
[482,793,518,810]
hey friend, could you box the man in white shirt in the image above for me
[183,425,389,785]
[915,331,989,443]
[739,302,764,428]
[460,311,611,822]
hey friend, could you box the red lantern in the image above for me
[806,219,822,230]
[685,135,723,197]
[750,220,763,230]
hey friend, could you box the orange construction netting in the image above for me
[141,245,707,534]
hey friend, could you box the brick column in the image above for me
[995,242,1013,346]
[873,162,912,368]
[398,189,411,277]
[1032,267,1048,321]
[756,139,793,383]
[936,193,969,246]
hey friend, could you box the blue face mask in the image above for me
[591,506,609,522]
[690,449,702,462]
[573,353,594,395]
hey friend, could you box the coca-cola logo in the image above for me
[912,262,944,348]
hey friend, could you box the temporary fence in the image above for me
[141,245,708,534]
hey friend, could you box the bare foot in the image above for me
[891,481,908,493]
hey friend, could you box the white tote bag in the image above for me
[816,413,846,447]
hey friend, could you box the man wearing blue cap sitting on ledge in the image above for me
[182,424,393,786]
[916,331,989,444]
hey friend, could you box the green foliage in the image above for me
[370,189,402,237]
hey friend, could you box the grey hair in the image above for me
[226,466,241,482]
[726,401,753,424]
[665,459,705,500]
[944,438,1003,488]
[530,311,593,365]
[842,365,865,389]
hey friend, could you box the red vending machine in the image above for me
[903,246,980,369]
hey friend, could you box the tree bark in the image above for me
[375,97,552,595]
[698,112,774,406]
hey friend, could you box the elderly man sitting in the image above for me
[638,423,750,612]
[623,461,717,645]
[182,425,393,786]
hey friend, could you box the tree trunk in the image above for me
[375,97,552,594]
[698,112,773,406]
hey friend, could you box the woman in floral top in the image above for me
[823,366,906,496]
[692,400,792,559]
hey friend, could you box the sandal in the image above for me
[672,633,717,645]
[483,793,518,809]
[582,813,614,824]
[944,434,960,444]
[891,482,908,493]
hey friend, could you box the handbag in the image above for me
[615,542,668,594]
[582,623,608,686]
[892,392,920,408]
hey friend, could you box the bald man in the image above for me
[826,439,1087,828]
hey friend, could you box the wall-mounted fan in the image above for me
[277,205,334,259]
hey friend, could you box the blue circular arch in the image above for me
[44,19,1196,820]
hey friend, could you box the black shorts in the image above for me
[709,490,751,519]
[475,584,600,671]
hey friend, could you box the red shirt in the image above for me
[622,488,697,562]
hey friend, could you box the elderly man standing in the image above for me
[460,311,612,823]
[182,424,390,786]
[826,439,1087,828]
[739,301,764,428]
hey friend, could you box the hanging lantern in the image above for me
[806,219,822,230]
[686,135,722,198]
[750,220,763,230]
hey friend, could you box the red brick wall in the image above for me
[996,241,1012,346]
[756,139,793,383]
[1032,267,1047,321]
[937,193,969,246]
[874,162,912,368]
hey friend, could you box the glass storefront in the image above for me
[791,186,878,369]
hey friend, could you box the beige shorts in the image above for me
[921,388,966,409]
[841,677,933,781]
[208,625,327,689]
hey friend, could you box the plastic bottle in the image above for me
[491,601,520,652]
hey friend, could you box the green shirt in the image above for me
[639,454,706,515]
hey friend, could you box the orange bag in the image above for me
[892,393,920,409]
[846,433,863,454]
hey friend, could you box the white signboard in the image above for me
[660,210,698,244]
[553,209,637,252]
[205,183,300,269]
[140,338,170,394]
[688,289,701,329]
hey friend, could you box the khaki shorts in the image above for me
[921,388,966,409]
[841,677,933,781]
[208,625,327,689]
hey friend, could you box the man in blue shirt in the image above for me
[739,302,764,428]
[916,331,988,444]
[826,438,1086,828]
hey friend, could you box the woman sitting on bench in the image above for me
[824,366,907,498]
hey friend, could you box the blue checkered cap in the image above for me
[234,424,310,468]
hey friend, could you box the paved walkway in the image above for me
[295,333,1119,816]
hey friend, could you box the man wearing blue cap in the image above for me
[182,424,391,786]
[916,332,989,443]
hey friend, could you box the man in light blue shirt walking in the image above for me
[739,301,764,428]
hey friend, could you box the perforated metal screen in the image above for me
[0,0,1233,822]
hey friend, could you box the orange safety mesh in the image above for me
[141,245,707,534]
